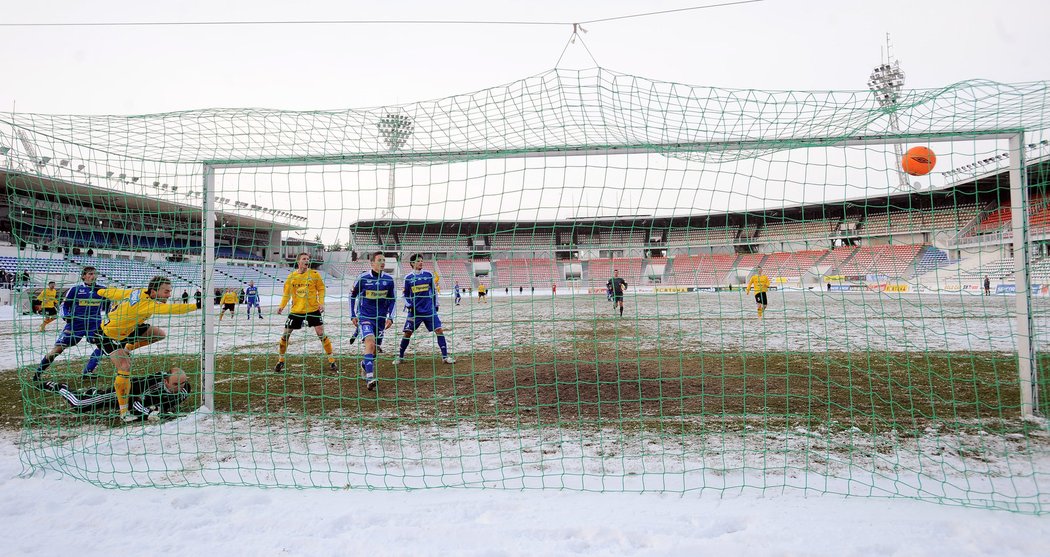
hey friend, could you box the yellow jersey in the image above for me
[37,287,58,309]
[221,291,239,305]
[477,284,487,294]
[747,275,771,294]
[98,288,197,340]
[279,269,325,314]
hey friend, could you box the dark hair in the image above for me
[371,251,385,262]
[410,253,423,263]
[297,252,310,260]
[147,276,171,295]
[81,266,96,279]
[47,281,56,286]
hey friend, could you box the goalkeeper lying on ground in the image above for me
[39,367,192,421]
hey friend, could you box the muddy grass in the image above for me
[5,345,1043,435]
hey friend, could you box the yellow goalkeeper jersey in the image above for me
[221,291,239,305]
[747,275,771,294]
[279,269,325,314]
[37,287,58,309]
[98,288,197,340]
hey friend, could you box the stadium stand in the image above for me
[492,259,560,288]
[586,258,645,286]
[759,250,829,279]
[664,254,738,286]
[914,247,950,275]
[836,244,924,278]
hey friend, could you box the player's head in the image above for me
[248,280,254,287]
[147,276,173,301]
[613,270,619,278]
[370,251,385,272]
[165,366,190,392]
[47,280,56,288]
[410,253,424,271]
[81,266,97,285]
[756,266,763,275]
[296,252,311,271]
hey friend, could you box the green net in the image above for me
[4,68,1050,512]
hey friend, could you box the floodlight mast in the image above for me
[868,34,911,192]
[377,112,414,219]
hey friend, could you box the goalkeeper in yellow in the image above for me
[275,252,336,373]
[746,266,771,319]
[90,276,199,421]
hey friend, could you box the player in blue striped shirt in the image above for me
[395,254,454,365]
[349,251,396,391]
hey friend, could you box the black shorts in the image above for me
[612,294,624,303]
[755,292,768,306]
[42,307,58,317]
[478,292,486,297]
[222,303,236,311]
[90,323,152,355]
[285,312,323,330]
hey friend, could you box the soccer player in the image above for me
[39,366,191,421]
[607,270,628,317]
[395,254,454,366]
[275,253,336,373]
[33,267,108,382]
[454,282,462,305]
[350,251,395,391]
[245,280,263,319]
[477,283,487,303]
[37,281,59,332]
[91,276,199,421]
[218,288,238,321]
[746,266,771,319]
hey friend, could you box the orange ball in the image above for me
[902,146,937,176]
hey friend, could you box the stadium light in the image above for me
[153,181,161,187]
[118,173,126,181]
[60,159,69,167]
[106,171,114,178]
[867,34,910,192]
[131,177,139,183]
[377,111,414,219]
[77,164,85,171]
[38,156,51,165]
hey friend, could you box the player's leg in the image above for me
[125,324,164,352]
[109,348,133,419]
[275,316,298,373]
[312,316,336,371]
[429,315,452,362]
[359,320,378,390]
[81,345,104,377]
[35,328,74,381]
[257,302,263,318]
[395,318,417,364]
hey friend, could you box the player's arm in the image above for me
[278,276,292,313]
[97,288,133,301]
[746,276,755,294]
[386,280,397,323]
[153,300,199,315]
[315,272,326,312]
[61,287,76,319]
[349,276,361,319]
[431,277,439,311]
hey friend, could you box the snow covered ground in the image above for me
[5,290,1050,554]
[2,289,1045,372]
[4,426,1050,556]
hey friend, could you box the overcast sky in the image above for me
[3,0,1048,243]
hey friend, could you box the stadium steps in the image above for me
[149,261,199,288]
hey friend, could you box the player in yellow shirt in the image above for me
[746,266,771,319]
[218,289,238,321]
[90,276,199,421]
[37,281,59,332]
[477,283,487,304]
[275,252,336,373]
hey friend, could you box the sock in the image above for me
[376,335,384,347]
[38,352,58,372]
[758,306,764,318]
[321,336,334,361]
[115,371,131,416]
[436,335,448,358]
[278,337,288,361]
[399,337,410,358]
[362,353,375,378]
[219,312,224,321]
[619,306,623,316]
[82,348,103,375]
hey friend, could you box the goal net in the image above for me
[5,68,1050,512]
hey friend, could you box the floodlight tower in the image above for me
[867,34,911,191]
[377,112,414,219]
